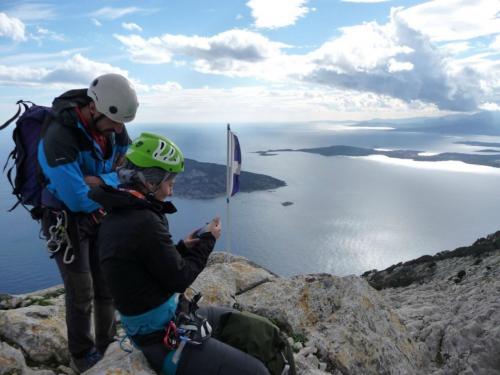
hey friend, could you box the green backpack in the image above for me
[216,311,297,375]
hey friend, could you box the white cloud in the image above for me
[130,80,183,94]
[399,0,500,42]
[450,52,500,106]
[0,12,26,42]
[479,102,500,111]
[387,58,413,72]
[114,34,173,63]
[32,27,65,43]
[91,18,102,27]
[441,41,471,55]
[491,35,500,50]
[5,3,57,22]
[236,14,244,20]
[0,49,90,67]
[114,15,493,111]
[302,9,483,111]
[122,22,143,32]
[0,65,49,84]
[90,7,143,20]
[135,85,442,123]
[0,54,129,88]
[115,29,289,68]
[341,0,389,2]
[246,0,310,29]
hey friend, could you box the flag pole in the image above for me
[226,123,231,258]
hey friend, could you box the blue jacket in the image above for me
[38,89,129,213]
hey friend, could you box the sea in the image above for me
[2,122,500,294]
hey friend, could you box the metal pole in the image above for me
[226,123,231,258]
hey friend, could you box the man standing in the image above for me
[38,73,138,373]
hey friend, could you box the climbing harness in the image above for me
[46,210,75,264]
[121,292,212,366]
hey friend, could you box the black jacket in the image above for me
[88,185,215,316]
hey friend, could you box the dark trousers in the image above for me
[138,306,270,375]
[178,306,271,375]
[43,210,116,357]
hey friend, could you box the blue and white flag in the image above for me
[228,130,241,196]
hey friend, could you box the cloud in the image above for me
[450,52,500,107]
[0,12,26,42]
[479,102,500,111]
[114,34,173,63]
[4,3,57,22]
[0,54,129,87]
[246,0,310,29]
[91,18,102,27]
[90,6,143,20]
[32,27,65,43]
[341,0,389,2]
[387,59,413,72]
[135,85,442,123]
[491,35,500,50]
[399,0,500,42]
[115,29,288,67]
[441,41,471,55]
[302,9,483,111]
[110,3,496,113]
[122,22,143,32]
[134,81,182,94]
[0,65,49,84]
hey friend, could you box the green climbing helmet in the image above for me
[126,132,184,173]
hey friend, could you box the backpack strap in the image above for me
[0,100,34,131]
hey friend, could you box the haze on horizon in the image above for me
[0,0,499,124]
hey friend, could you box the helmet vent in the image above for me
[109,106,118,114]
[92,79,99,86]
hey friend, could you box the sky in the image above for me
[0,0,499,123]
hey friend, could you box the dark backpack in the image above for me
[1,100,52,220]
[216,311,297,375]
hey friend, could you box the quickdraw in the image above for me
[46,210,75,264]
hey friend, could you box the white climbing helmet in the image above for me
[87,73,139,123]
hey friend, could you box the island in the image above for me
[256,145,500,169]
[174,158,286,199]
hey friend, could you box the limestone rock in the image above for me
[0,302,68,364]
[190,252,277,307]
[380,251,500,374]
[0,341,26,375]
[236,273,424,374]
[0,285,64,310]
[83,342,156,375]
[0,341,56,375]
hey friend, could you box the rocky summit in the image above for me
[1,234,499,375]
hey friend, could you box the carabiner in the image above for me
[63,244,75,264]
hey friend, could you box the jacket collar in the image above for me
[88,185,177,215]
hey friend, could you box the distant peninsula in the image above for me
[455,141,500,148]
[256,145,500,169]
[174,158,286,199]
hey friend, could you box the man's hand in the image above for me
[84,176,103,188]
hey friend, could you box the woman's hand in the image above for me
[206,217,221,239]
[183,230,201,249]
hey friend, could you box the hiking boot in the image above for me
[69,348,103,373]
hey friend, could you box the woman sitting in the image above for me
[89,132,269,375]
